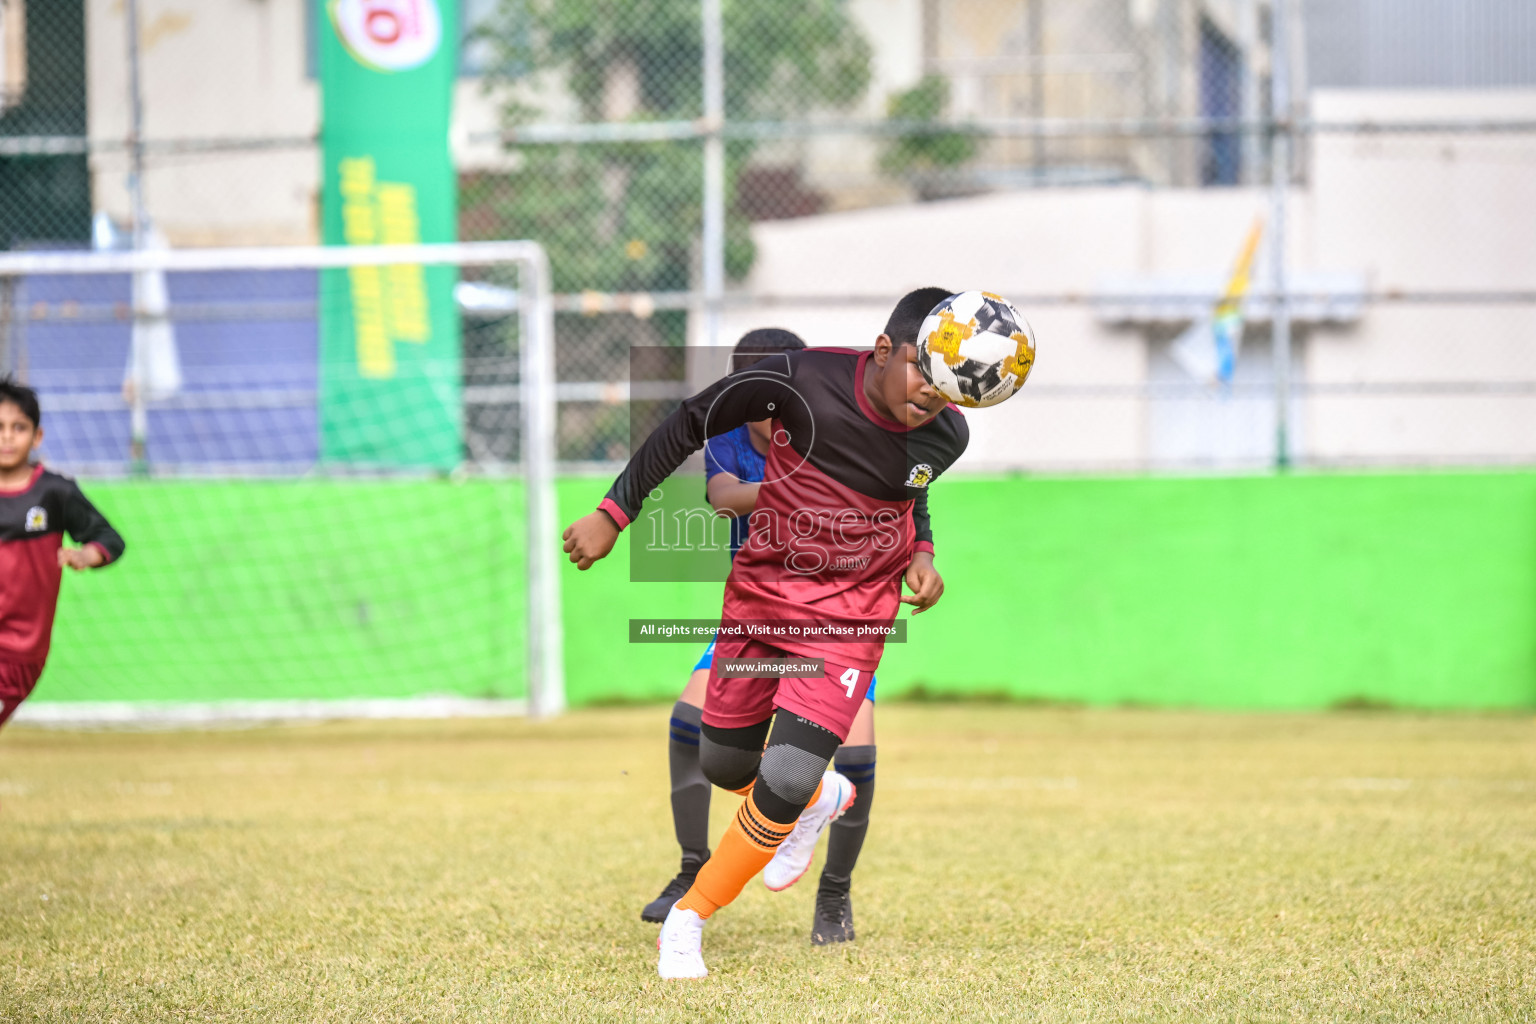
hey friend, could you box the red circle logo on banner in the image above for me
[330,0,442,72]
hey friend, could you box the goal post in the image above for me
[0,241,564,723]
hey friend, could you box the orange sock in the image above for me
[675,778,825,919]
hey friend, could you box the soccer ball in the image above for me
[915,291,1036,408]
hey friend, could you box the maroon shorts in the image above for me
[0,660,43,730]
[701,638,874,741]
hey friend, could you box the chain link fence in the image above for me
[2,0,1533,474]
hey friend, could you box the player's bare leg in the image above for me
[814,698,876,944]
[642,667,712,923]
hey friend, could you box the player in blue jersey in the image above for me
[641,328,879,945]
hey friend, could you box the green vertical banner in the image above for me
[318,0,461,469]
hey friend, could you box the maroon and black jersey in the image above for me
[600,348,968,670]
[0,465,125,665]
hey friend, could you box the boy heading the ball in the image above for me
[563,288,969,979]
[642,328,886,950]
[0,377,126,732]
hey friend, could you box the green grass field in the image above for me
[2,705,1533,1022]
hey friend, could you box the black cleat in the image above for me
[641,856,707,923]
[811,881,855,945]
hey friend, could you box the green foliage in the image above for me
[475,0,873,298]
[486,0,869,121]
[880,74,978,177]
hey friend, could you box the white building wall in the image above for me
[732,91,1536,469]
[728,186,1323,470]
[88,0,318,245]
[720,188,1152,470]
[1306,89,1536,464]
[86,0,513,247]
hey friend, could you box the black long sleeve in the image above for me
[62,481,125,564]
[912,488,933,549]
[602,357,798,527]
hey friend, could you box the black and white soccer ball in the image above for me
[915,291,1036,409]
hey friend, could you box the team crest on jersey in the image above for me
[24,506,47,532]
[905,463,934,488]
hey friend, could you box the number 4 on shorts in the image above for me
[840,667,860,699]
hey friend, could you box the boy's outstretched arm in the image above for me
[59,480,125,572]
[561,364,795,568]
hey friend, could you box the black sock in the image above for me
[668,701,710,872]
[821,744,876,890]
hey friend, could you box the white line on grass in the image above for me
[896,776,1081,791]
[12,697,530,730]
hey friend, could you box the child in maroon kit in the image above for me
[0,377,126,730]
[564,288,967,978]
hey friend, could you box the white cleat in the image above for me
[763,770,856,893]
[656,905,708,979]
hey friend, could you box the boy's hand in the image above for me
[58,546,104,571]
[900,550,944,615]
[562,510,620,570]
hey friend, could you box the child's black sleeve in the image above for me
[912,488,933,550]
[62,481,126,565]
[601,364,796,528]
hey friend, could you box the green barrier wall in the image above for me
[44,482,525,703]
[37,472,1536,710]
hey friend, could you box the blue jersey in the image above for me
[702,423,767,557]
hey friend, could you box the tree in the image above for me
[879,75,978,199]
[473,0,872,297]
